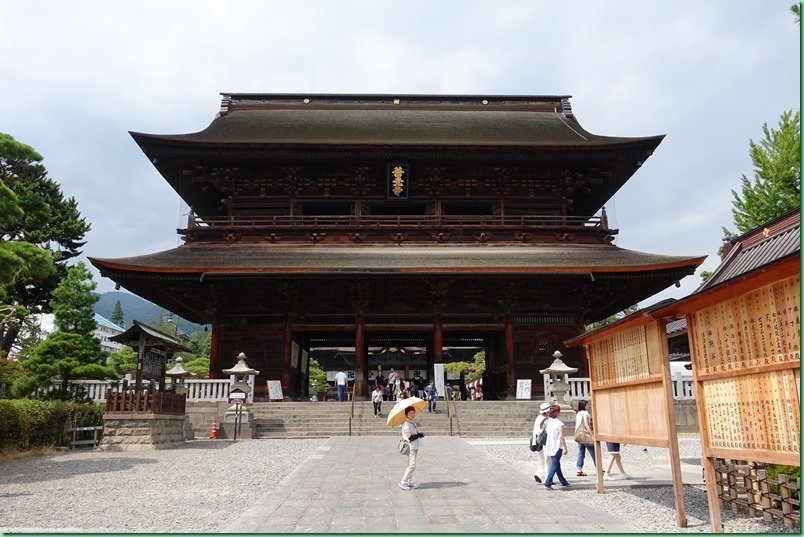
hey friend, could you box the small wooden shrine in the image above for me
[98,320,192,450]
[90,93,704,399]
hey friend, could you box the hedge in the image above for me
[0,399,104,449]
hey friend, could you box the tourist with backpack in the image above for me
[531,401,552,483]
[543,404,570,489]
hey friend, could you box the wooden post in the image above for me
[281,316,292,398]
[653,319,687,528]
[354,313,366,398]
[686,313,724,532]
[505,315,515,399]
[134,331,146,392]
[209,324,219,379]
[433,316,442,363]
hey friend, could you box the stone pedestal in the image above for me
[98,413,186,451]
[218,411,255,439]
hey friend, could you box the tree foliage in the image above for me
[308,357,328,394]
[585,304,640,331]
[12,262,117,398]
[443,350,486,382]
[108,346,138,376]
[0,132,90,355]
[729,110,801,234]
[110,300,125,327]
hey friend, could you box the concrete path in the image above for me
[224,436,700,533]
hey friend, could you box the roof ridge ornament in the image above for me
[560,97,574,118]
[219,94,232,116]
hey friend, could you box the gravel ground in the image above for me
[0,439,323,533]
[481,435,798,533]
[0,436,797,533]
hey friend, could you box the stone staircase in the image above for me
[250,400,547,439]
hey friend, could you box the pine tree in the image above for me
[729,110,801,234]
[110,300,125,327]
[12,262,118,398]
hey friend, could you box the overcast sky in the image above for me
[1,1,799,309]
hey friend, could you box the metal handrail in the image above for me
[348,381,357,436]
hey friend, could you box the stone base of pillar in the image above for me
[98,413,186,451]
[219,411,255,439]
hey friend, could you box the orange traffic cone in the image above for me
[210,420,218,439]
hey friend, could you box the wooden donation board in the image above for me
[567,316,687,527]
[687,274,800,466]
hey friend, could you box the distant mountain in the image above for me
[94,291,206,335]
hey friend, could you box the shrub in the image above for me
[0,399,103,449]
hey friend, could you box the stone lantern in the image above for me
[539,350,578,409]
[165,357,194,395]
[220,352,260,439]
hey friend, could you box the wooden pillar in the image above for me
[687,314,724,532]
[281,316,292,399]
[354,313,366,398]
[209,324,220,379]
[505,315,515,399]
[653,319,688,528]
[134,331,146,391]
[433,315,443,363]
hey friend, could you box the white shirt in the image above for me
[575,409,591,433]
[401,420,421,450]
[335,371,348,386]
[532,414,548,444]
[545,416,565,457]
[372,389,383,403]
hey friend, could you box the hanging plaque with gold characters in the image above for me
[387,163,410,201]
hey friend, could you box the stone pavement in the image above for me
[223,436,703,533]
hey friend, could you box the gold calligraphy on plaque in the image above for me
[391,166,405,197]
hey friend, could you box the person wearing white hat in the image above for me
[531,401,553,483]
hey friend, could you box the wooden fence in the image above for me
[104,390,186,415]
[713,459,800,529]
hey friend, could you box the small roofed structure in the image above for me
[110,319,191,392]
[100,320,193,451]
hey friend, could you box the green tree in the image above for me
[308,357,328,395]
[585,304,640,331]
[728,110,801,234]
[108,346,138,376]
[182,356,210,378]
[0,132,90,355]
[443,350,486,382]
[12,262,117,398]
[110,300,124,327]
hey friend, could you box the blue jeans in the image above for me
[428,398,436,412]
[576,443,595,469]
[545,448,569,486]
[337,385,346,401]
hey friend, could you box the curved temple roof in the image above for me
[90,243,703,275]
[132,93,662,148]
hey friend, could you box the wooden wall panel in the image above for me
[689,274,800,466]
[590,325,650,386]
[689,275,799,378]
[592,382,670,447]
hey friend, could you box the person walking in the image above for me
[532,402,552,483]
[574,400,595,476]
[387,368,399,400]
[334,369,348,402]
[543,404,570,489]
[399,406,424,490]
[603,442,631,480]
[371,385,384,417]
[424,380,437,413]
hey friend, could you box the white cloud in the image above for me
[0,0,798,302]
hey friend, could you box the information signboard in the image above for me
[516,379,532,399]
[266,380,284,401]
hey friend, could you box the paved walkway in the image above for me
[224,436,703,533]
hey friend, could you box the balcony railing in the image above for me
[187,214,604,230]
